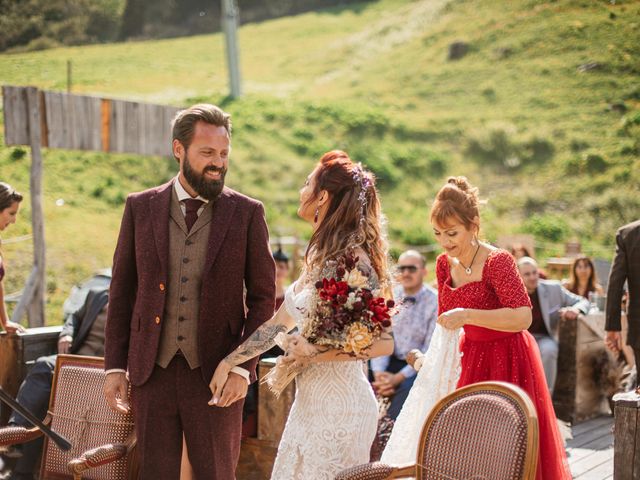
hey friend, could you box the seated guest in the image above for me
[273,247,291,310]
[510,242,547,279]
[564,255,605,299]
[7,287,108,480]
[517,257,590,395]
[371,250,437,420]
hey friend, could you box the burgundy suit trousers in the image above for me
[132,356,243,479]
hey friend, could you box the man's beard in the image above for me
[182,151,226,201]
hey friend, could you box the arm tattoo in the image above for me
[225,323,288,366]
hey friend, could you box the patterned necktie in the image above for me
[183,199,204,232]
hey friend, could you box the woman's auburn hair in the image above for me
[303,150,390,292]
[430,176,481,232]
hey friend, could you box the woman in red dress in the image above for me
[431,177,571,480]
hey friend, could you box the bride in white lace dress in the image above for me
[209,151,394,479]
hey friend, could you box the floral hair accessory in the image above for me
[351,163,372,228]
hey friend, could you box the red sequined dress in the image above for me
[436,250,571,480]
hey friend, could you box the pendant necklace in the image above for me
[458,244,481,275]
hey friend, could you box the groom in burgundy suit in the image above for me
[104,104,275,478]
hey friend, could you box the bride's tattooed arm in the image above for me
[224,322,289,367]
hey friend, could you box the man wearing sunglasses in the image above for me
[371,250,438,420]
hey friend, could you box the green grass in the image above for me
[0,0,639,322]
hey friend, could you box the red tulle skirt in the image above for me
[457,326,571,480]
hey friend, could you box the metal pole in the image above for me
[221,0,242,98]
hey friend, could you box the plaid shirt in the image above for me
[371,284,438,379]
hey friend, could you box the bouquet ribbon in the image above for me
[260,332,305,398]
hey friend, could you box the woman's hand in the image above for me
[4,321,25,334]
[437,308,468,330]
[208,358,233,406]
[282,334,317,367]
[406,349,424,369]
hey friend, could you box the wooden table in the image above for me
[0,326,62,425]
[554,310,628,423]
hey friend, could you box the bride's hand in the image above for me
[437,308,468,330]
[284,334,317,363]
[208,358,233,406]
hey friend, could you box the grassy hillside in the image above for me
[0,0,638,321]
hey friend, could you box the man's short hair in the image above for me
[517,256,538,269]
[171,104,232,162]
[398,249,426,268]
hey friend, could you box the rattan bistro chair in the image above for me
[336,381,539,480]
[0,355,137,480]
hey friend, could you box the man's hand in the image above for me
[560,307,580,321]
[406,349,423,369]
[58,335,72,354]
[372,371,401,397]
[605,331,622,354]
[210,372,248,408]
[104,372,130,414]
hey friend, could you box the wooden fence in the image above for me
[3,85,181,156]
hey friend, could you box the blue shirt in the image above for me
[371,284,438,379]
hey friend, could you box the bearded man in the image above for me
[103,104,275,479]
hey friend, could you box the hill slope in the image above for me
[0,0,638,318]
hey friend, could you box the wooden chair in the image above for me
[0,354,137,479]
[336,381,539,480]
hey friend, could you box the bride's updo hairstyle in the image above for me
[430,176,481,234]
[304,150,389,288]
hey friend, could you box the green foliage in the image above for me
[0,0,125,52]
[465,123,554,170]
[521,214,570,243]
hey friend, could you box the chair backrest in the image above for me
[417,381,538,480]
[40,355,135,480]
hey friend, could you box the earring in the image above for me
[471,236,478,247]
[314,207,319,224]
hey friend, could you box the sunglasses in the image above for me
[397,265,418,273]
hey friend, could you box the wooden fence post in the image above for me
[25,87,46,327]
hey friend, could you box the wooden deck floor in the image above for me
[568,416,614,479]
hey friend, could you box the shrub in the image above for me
[521,214,569,243]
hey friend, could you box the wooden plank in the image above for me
[44,91,71,149]
[2,86,30,146]
[614,405,637,479]
[25,87,46,327]
[101,99,111,152]
[574,458,614,479]
[567,422,613,450]
[123,101,143,154]
[70,94,101,150]
[109,99,126,153]
[567,430,613,463]
[570,447,614,478]
[146,103,168,156]
[572,416,616,437]
[38,91,48,147]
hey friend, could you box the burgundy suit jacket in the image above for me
[104,179,276,386]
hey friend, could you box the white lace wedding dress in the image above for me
[270,281,378,480]
[380,324,462,465]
